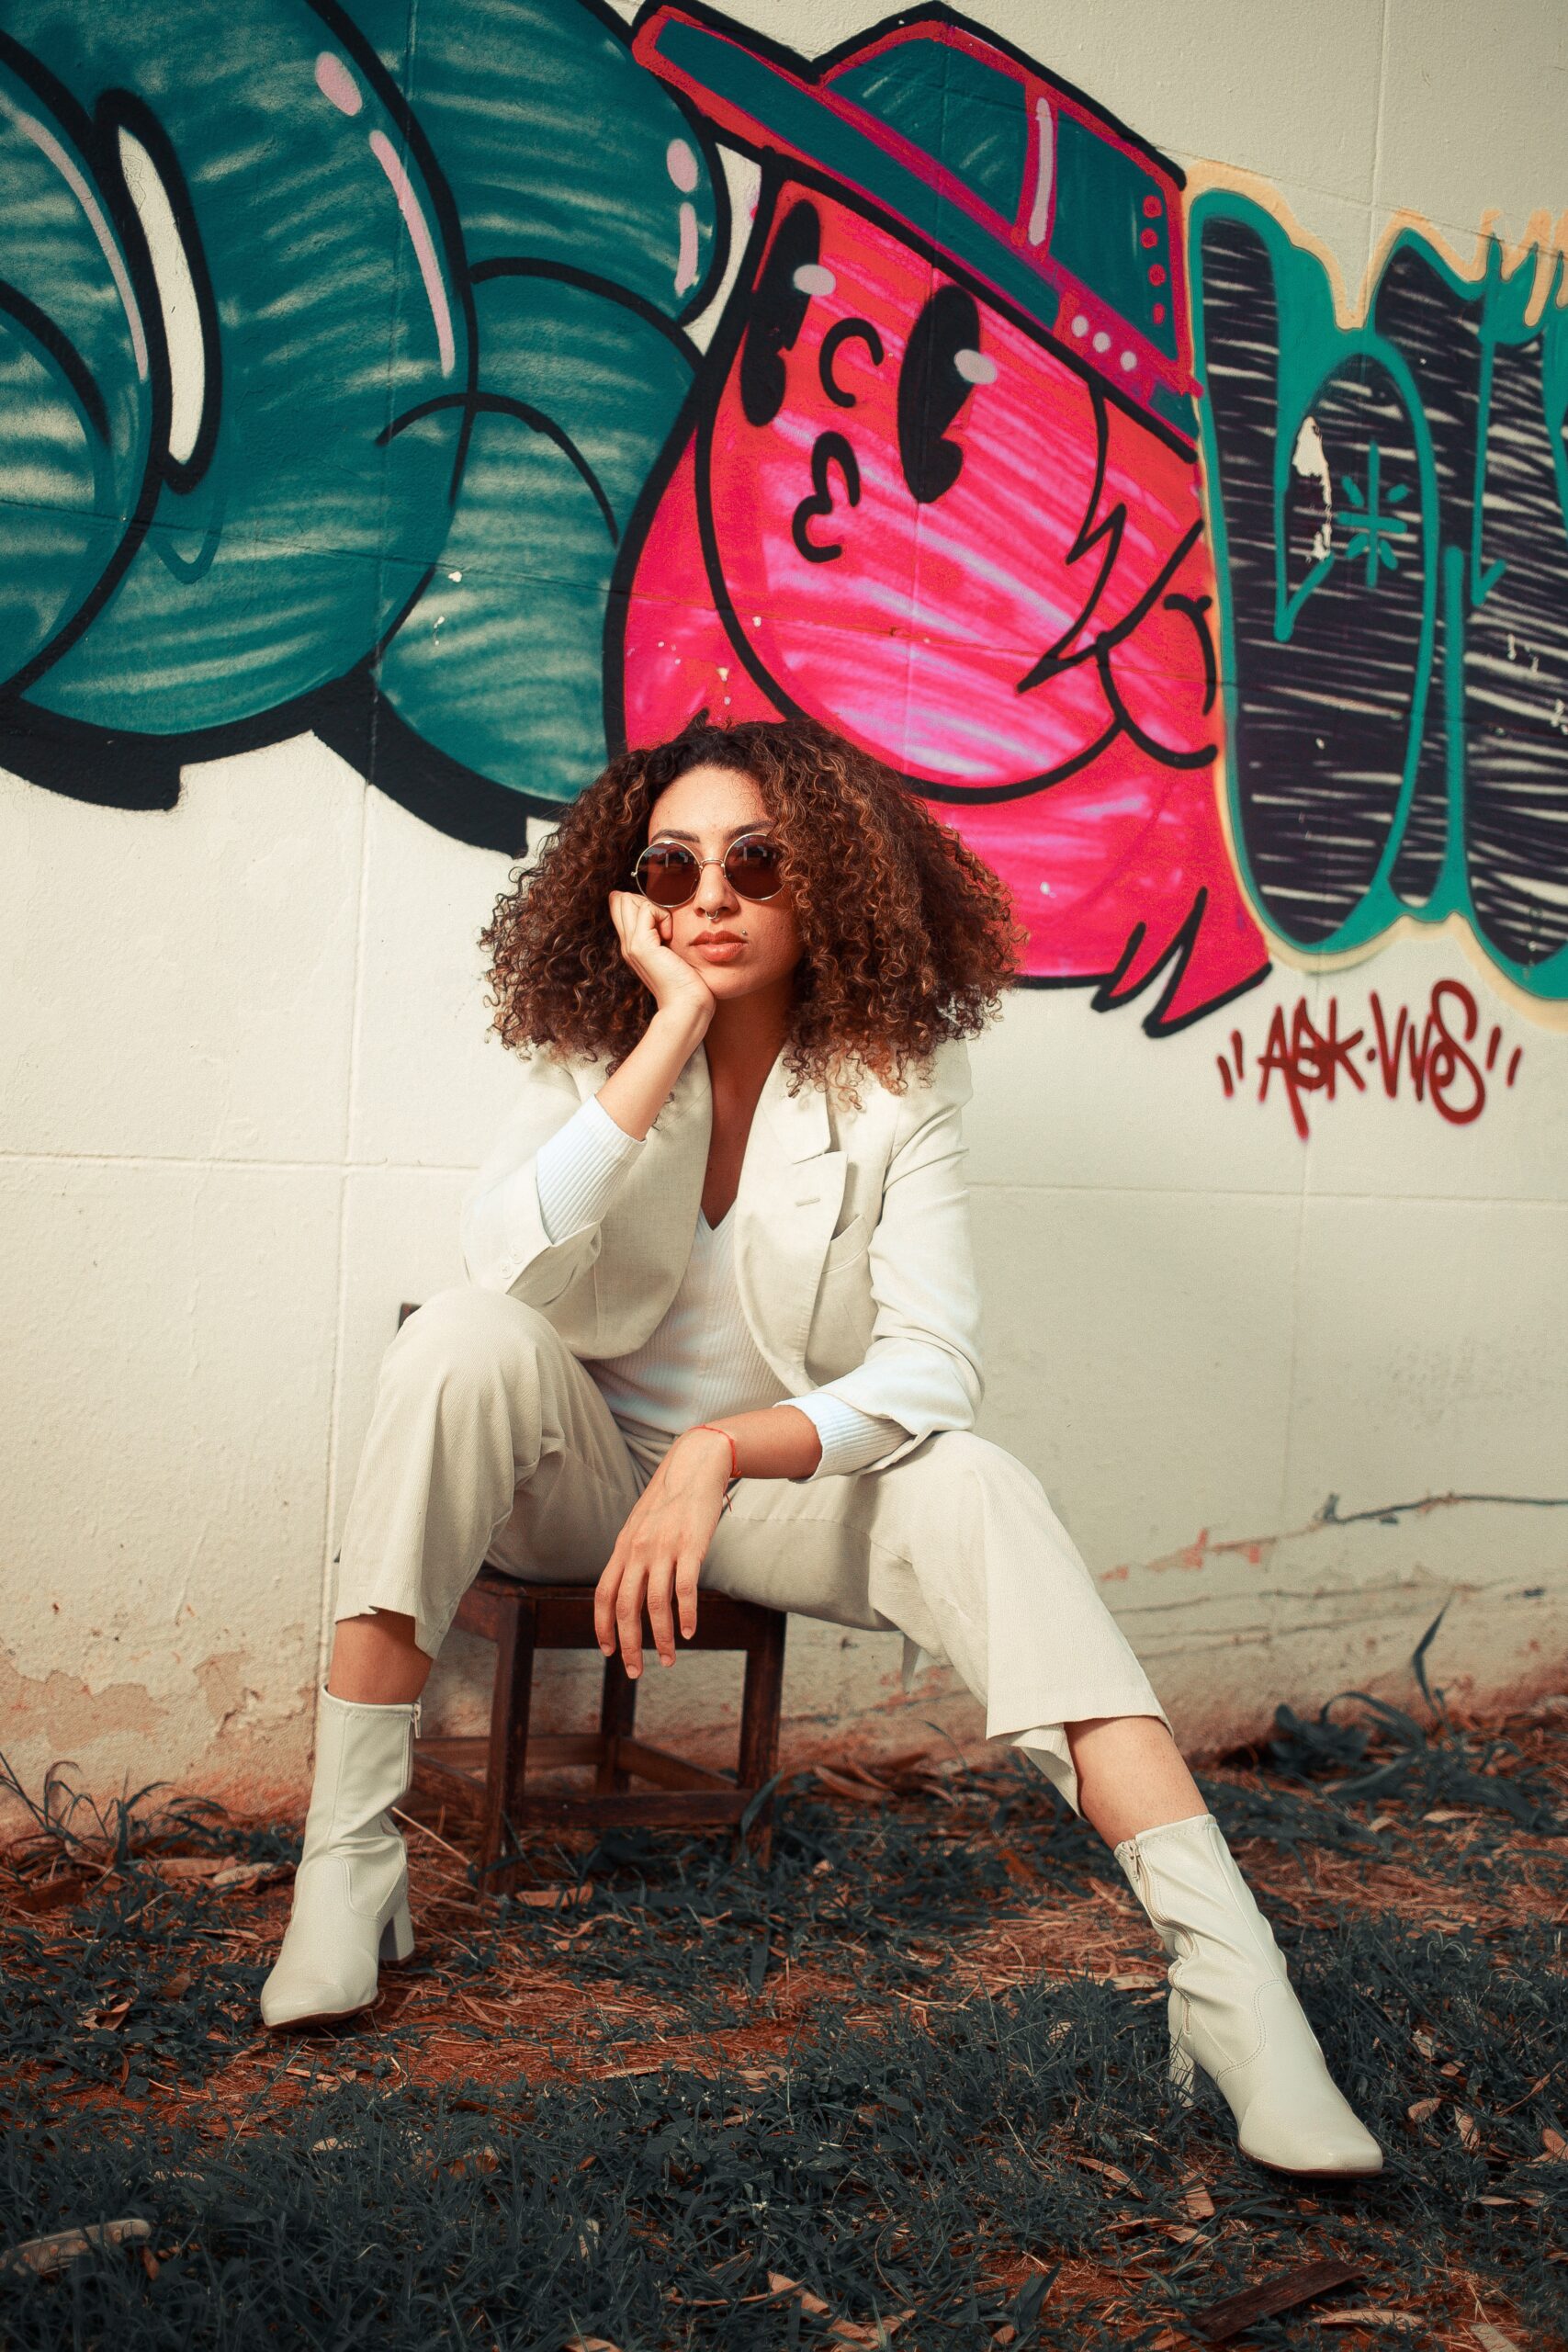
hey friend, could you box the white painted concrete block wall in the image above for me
[3,0,1566,1824]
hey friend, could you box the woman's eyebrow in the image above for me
[650,822,769,844]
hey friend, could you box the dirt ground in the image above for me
[2,1691,1565,2349]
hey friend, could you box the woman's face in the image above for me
[642,763,803,1002]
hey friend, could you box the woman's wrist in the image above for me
[671,1408,821,1485]
[599,1001,710,1139]
[648,997,712,1054]
[676,1422,738,1479]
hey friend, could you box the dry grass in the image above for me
[1,1693,1565,2349]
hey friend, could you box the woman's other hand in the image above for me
[608,888,717,1034]
[593,1426,733,1675]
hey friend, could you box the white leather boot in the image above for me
[1116,1812,1383,2177]
[260,1688,418,2030]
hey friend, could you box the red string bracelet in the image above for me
[691,1422,739,1482]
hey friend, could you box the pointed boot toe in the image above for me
[260,1970,371,2032]
[1236,2085,1385,2177]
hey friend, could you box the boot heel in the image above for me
[380,1898,415,1966]
[1168,2037,1196,2107]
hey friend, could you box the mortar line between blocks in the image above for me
[314,775,377,1695]
[1366,0,1393,221]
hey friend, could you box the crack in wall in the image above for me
[1100,1488,1568,1584]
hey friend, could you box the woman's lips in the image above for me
[694,939,745,962]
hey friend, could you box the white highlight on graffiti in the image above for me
[674,200,700,296]
[448,569,462,582]
[1505,871,1568,907]
[666,137,699,194]
[1070,313,1089,337]
[1092,329,1111,353]
[1291,413,1334,564]
[314,51,363,116]
[0,90,148,380]
[1027,97,1054,245]
[682,146,757,357]
[793,263,836,298]
[667,130,703,298]
[953,347,997,385]
[118,128,203,459]
[368,130,455,377]
[1119,349,1137,372]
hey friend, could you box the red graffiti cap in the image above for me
[635,2,1198,442]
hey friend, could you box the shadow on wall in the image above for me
[0,0,1564,1040]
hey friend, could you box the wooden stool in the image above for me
[414,1566,788,1888]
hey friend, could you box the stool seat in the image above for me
[414,1566,788,1887]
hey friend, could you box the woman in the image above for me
[262,718,1381,2178]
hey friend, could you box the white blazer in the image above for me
[460,1037,983,1473]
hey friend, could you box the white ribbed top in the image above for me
[534,1092,900,1480]
[588,1204,789,1436]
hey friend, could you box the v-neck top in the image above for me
[587,1192,788,1442]
[533,1092,899,1479]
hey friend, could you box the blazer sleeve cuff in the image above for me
[782,1391,906,1480]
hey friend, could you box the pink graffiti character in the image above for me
[619,6,1267,1031]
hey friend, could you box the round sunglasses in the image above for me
[632,831,786,909]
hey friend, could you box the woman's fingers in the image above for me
[614,1560,649,1678]
[594,1551,624,1657]
[674,1550,702,1644]
[647,1560,677,1669]
[598,1470,714,1672]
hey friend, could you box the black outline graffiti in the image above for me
[97,88,222,497]
[790,429,860,561]
[0,0,1267,1037]
[896,281,979,505]
[0,32,163,701]
[818,315,883,406]
[380,392,622,545]
[615,152,1216,806]
[0,0,729,841]
[0,278,107,441]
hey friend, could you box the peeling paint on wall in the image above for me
[0,1645,169,1748]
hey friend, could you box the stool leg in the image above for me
[597,1653,638,1793]
[483,1592,536,1890]
[737,1612,787,1868]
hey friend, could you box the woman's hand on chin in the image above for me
[593,1427,733,1676]
[608,889,716,1036]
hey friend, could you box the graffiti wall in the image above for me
[4,1,1566,1038]
[3,0,1565,1810]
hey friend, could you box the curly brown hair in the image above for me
[480,718,1024,1098]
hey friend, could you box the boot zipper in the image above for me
[411,1701,423,1738]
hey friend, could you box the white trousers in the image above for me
[333,1289,1170,1813]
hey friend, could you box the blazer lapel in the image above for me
[733,1054,847,1390]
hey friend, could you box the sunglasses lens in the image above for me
[725,837,784,899]
[637,845,698,906]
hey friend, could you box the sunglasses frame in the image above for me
[631,830,787,909]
